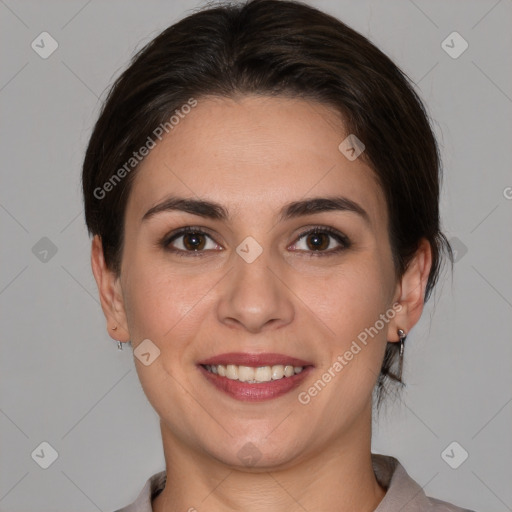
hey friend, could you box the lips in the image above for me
[198,352,313,368]
[197,352,314,402]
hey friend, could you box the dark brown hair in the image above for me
[82,0,453,408]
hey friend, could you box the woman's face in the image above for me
[101,95,413,469]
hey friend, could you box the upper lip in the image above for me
[198,352,314,367]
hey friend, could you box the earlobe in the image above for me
[90,235,130,342]
[386,238,432,342]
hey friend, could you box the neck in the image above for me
[153,403,386,512]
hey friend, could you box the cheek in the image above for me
[122,258,207,416]
[122,252,205,340]
[120,227,186,330]
[310,254,394,335]
[301,252,393,399]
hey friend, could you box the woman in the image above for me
[82,1,476,510]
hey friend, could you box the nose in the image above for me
[216,245,295,333]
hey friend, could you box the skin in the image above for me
[91,95,431,512]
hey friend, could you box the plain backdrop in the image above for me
[1,0,511,511]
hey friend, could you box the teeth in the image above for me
[226,364,238,380]
[204,364,305,383]
[284,365,294,377]
[271,365,284,380]
[254,366,272,382]
[238,365,254,382]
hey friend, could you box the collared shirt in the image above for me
[114,453,476,512]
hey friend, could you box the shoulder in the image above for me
[112,470,166,512]
[429,496,477,511]
[371,453,478,512]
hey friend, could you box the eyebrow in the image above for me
[141,195,370,226]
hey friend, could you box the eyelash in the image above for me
[160,225,351,258]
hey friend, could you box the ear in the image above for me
[386,238,432,342]
[90,235,130,343]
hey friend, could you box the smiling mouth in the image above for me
[197,352,314,401]
[202,363,305,383]
[199,363,313,402]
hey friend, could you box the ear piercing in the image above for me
[397,328,407,380]
[111,325,123,350]
[397,328,406,357]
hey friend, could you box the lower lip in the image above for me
[198,365,313,402]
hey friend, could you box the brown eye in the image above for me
[182,232,207,251]
[163,228,220,254]
[290,226,350,256]
[305,232,330,251]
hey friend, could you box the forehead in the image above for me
[125,95,386,228]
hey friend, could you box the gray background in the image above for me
[1,0,511,511]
